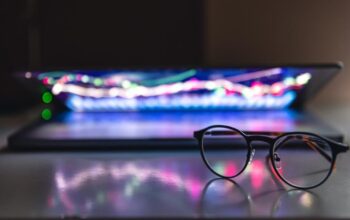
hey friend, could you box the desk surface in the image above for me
[0,151,349,219]
[0,105,350,219]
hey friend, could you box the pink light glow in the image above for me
[42,77,50,85]
[251,160,265,189]
[55,164,205,201]
[76,74,82,81]
[186,179,203,200]
[271,82,284,95]
[225,162,238,177]
[251,81,264,97]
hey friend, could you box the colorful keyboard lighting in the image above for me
[35,68,312,111]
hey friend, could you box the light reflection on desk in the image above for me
[46,152,322,218]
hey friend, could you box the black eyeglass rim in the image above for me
[197,126,252,180]
[270,132,336,189]
[194,124,349,189]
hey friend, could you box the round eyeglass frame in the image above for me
[194,125,348,189]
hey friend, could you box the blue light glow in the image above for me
[66,92,296,111]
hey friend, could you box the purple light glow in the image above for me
[34,68,311,111]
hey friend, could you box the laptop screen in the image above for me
[9,64,343,149]
[19,65,341,112]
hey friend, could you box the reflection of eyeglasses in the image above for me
[194,125,349,189]
[200,178,321,218]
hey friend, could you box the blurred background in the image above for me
[0,0,349,138]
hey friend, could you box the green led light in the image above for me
[42,91,53,104]
[93,78,103,86]
[41,108,52,120]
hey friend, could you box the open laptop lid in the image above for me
[8,63,344,150]
[16,63,342,112]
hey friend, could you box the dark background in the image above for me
[1,0,350,111]
[0,0,203,110]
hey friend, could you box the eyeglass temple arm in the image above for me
[330,140,349,152]
[275,136,333,163]
[203,130,284,137]
[203,131,236,136]
[193,130,239,140]
[203,130,333,163]
[305,139,333,163]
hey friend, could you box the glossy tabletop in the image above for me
[0,150,349,219]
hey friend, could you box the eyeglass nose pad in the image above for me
[248,148,255,165]
[274,152,281,169]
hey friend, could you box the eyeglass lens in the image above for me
[273,134,333,188]
[202,127,249,177]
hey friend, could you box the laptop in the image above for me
[8,63,343,150]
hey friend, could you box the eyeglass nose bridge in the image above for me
[246,135,274,144]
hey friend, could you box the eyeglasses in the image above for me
[193,125,349,189]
